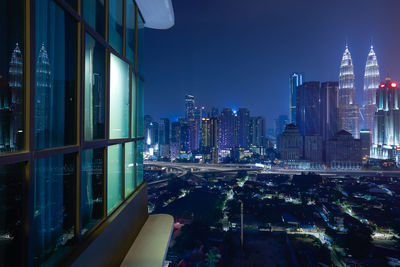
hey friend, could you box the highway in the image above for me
[144,161,400,177]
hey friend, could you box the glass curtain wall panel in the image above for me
[81,148,104,235]
[136,78,144,137]
[136,13,144,74]
[0,0,25,154]
[125,0,136,64]
[131,72,136,137]
[0,163,25,267]
[84,33,105,140]
[35,0,77,149]
[83,0,105,37]
[107,144,122,213]
[108,0,123,54]
[109,54,129,139]
[136,140,143,186]
[124,142,134,197]
[33,153,76,266]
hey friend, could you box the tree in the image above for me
[205,248,220,267]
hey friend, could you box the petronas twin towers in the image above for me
[338,44,380,138]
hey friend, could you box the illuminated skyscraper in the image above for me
[289,73,303,123]
[237,108,250,148]
[218,108,235,150]
[363,45,380,132]
[185,94,195,119]
[339,45,359,138]
[371,78,400,163]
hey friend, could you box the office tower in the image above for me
[209,107,219,118]
[249,116,266,147]
[296,81,321,136]
[237,108,250,148]
[289,73,304,123]
[159,118,170,158]
[187,118,199,151]
[326,130,362,167]
[275,114,289,138]
[363,46,380,132]
[320,81,339,140]
[304,135,323,162]
[360,129,371,157]
[279,124,303,161]
[371,78,400,162]
[218,108,235,150]
[180,123,190,153]
[185,94,195,119]
[171,121,182,158]
[0,1,175,266]
[193,106,205,150]
[339,45,359,138]
[201,117,219,162]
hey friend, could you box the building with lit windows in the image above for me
[339,45,359,138]
[363,46,380,132]
[0,0,174,266]
[371,78,400,163]
[279,124,303,161]
[289,73,303,124]
[185,94,195,119]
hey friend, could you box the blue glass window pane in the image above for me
[35,0,77,149]
[84,33,105,140]
[136,140,143,186]
[33,153,76,266]
[108,0,123,54]
[107,144,122,213]
[125,0,136,64]
[0,163,25,266]
[137,77,144,137]
[81,148,104,235]
[125,142,134,197]
[131,73,136,138]
[109,54,129,139]
[137,12,144,74]
[0,0,25,154]
[83,0,105,37]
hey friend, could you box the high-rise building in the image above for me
[371,78,400,162]
[218,108,235,150]
[296,81,321,136]
[363,46,380,132]
[320,81,339,141]
[339,45,359,138]
[159,118,170,158]
[304,135,323,162]
[326,130,362,168]
[185,94,195,119]
[209,107,219,118]
[360,129,371,158]
[279,124,303,161]
[289,73,304,123]
[249,116,266,147]
[0,1,175,266]
[201,118,219,163]
[237,108,250,148]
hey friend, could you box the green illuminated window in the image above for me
[125,142,135,197]
[107,144,122,213]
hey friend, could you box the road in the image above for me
[145,161,400,177]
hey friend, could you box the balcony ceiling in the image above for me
[136,0,175,29]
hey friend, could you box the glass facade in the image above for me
[0,0,25,154]
[108,0,123,54]
[81,148,104,235]
[107,144,122,213]
[35,0,77,149]
[34,153,76,266]
[84,33,105,141]
[110,54,130,139]
[83,0,105,37]
[125,142,135,197]
[0,0,145,265]
[0,163,25,267]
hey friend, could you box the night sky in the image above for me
[144,0,400,128]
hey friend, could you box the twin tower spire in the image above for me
[338,44,380,137]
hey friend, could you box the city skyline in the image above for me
[145,0,400,127]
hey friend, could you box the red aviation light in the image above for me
[391,82,398,88]
[380,83,385,88]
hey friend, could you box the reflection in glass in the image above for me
[81,148,104,235]
[126,0,136,64]
[83,0,105,37]
[125,142,135,197]
[137,12,144,74]
[107,144,122,213]
[85,33,105,140]
[0,163,25,267]
[0,0,25,154]
[136,140,144,186]
[137,77,144,137]
[34,153,75,266]
[131,73,136,137]
[110,54,129,139]
[108,0,123,54]
[35,0,77,149]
